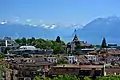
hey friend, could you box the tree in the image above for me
[34,76,51,80]
[96,76,120,80]
[57,58,68,64]
[15,37,27,46]
[15,38,22,45]
[35,41,41,49]
[84,76,91,80]
[0,42,5,46]
[26,39,32,45]
[0,53,5,59]
[27,37,35,45]
[46,40,53,49]
[26,37,36,46]
[96,76,107,80]
[53,75,79,80]
[61,41,65,45]
[34,75,80,80]
[56,36,61,43]
[101,38,107,48]
[53,42,64,54]
[15,37,66,54]
[31,37,36,45]
[31,37,35,41]
[34,76,41,80]
[4,47,10,54]
[21,37,27,45]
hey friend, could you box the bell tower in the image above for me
[72,29,79,42]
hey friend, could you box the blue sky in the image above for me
[0,0,120,25]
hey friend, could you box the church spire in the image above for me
[73,34,79,41]
[72,29,79,41]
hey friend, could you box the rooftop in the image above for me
[53,64,105,69]
[19,46,37,50]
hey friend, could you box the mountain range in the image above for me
[0,16,120,44]
[77,16,120,44]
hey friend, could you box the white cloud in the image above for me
[50,24,56,29]
[41,24,50,28]
[28,24,33,26]
[25,19,33,26]
[14,17,20,22]
[26,19,31,22]
[72,24,84,29]
[33,24,38,27]
[0,21,7,24]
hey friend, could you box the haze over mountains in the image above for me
[0,16,120,44]
[77,16,120,44]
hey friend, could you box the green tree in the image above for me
[15,38,22,45]
[60,41,65,45]
[4,47,10,54]
[56,36,61,43]
[101,38,107,48]
[0,53,5,59]
[53,42,64,54]
[84,76,91,80]
[31,37,35,41]
[53,75,79,80]
[57,58,68,64]
[34,76,41,80]
[35,41,42,49]
[109,76,120,80]
[34,38,46,49]
[0,42,5,46]
[96,76,120,80]
[27,38,33,45]
[15,37,27,46]
[96,76,106,80]
[31,37,36,45]
[15,37,66,54]
[21,37,27,45]
[46,40,53,49]
[34,76,51,80]
[34,75,80,80]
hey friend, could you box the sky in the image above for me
[0,0,120,25]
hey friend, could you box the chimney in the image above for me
[5,40,8,47]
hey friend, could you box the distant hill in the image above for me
[1,16,120,44]
[0,23,75,41]
[0,23,53,39]
[77,16,120,44]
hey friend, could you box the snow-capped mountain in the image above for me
[1,16,120,44]
[77,16,120,44]
[0,21,78,41]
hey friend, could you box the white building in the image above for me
[47,57,57,63]
[85,55,98,62]
[19,46,37,50]
[67,56,77,63]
